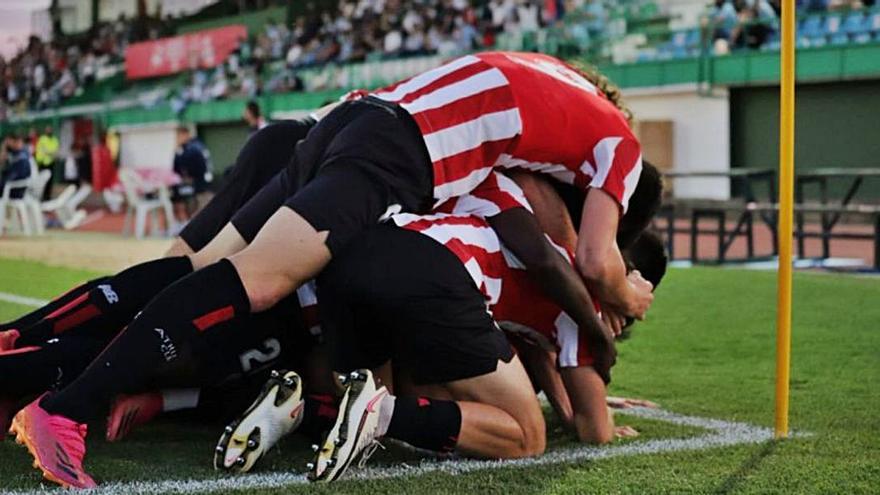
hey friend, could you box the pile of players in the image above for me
[0,51,666,489]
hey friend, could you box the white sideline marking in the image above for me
[0,292,48,308]
[7,407,794,495]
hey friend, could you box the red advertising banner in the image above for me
[124,25,247,80]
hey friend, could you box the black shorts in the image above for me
[179,119,315,252]
[230,97,433,255]
[317,225,513,385]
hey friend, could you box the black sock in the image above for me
[42,259,250,423]
[0,336,109,396]
[299,394,339,442]
[385,396,462,454]
[17,257,193,347]
[0,277,109,333]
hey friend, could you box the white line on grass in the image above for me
[8,407,797,495]
[0,292,47,308]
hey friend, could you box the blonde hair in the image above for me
[569,60,634,126]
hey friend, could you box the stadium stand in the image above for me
[4,0,880,123]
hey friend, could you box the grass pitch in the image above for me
[0,257,878,494]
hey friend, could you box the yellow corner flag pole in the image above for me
[775,0,796,439]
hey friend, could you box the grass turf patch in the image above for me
[0,259,878,493]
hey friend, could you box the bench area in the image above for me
[658,168,880,269]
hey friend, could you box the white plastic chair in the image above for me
[0,179,34,235]
[119,169,175,239]
[0,173,43,236]
[24,159,48,234]
[42,183,90,230]
[102,189,124,213]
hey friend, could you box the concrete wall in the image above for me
[624,85,731,199]
[117,123,177,170]
[198,123,250,173]
[731,80,880,200]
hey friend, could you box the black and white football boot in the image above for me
[213,370,304,473]
[307,369,387,482]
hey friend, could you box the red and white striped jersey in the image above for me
[390,171,532,304]
[432,169,532,216]
[372,51,643,211]
[494,255,598,368]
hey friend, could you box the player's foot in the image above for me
[309,369,387,482]
[0,329,20,351]
[10,394,96,489]
[214,370,304,473]
[106,392,164,442]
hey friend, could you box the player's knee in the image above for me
[509,406,546,457]
[243,273,293,312]
[521,414,547,457]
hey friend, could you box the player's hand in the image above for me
[602,309,627,337]
[606,396,659,409]
[626,270,654,320]
[614,425,639,439]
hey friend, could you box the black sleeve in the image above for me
[173,152,185,177]
[487,207,617,384]
[179,118,316,251]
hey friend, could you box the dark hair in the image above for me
[618,230,668,339]
[623,230,668,290]
[617,160,663,250]
[246,100,261,118]
[176,125,191,134]
[550,159,663,249]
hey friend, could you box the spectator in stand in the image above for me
[35,125,60,201]
[708,0,740,41]
[0,133,31,200]
[1,7,171,119]
[516,0,542,32]
[172,126,213,223]
[2,0,548,121]
[731,0,777,49]
[801,0,829,12]
[243,100,267,133]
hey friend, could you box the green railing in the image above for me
[594,41,880,89]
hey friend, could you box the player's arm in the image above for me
[559,365,614,444]
[507,333,574,428]
[487,208,616,383]
[506,170,579,250]
[575,188,653,319]
[528,348,573,428]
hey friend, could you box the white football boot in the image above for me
[308,369,387,482]
[214,370,304,473]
